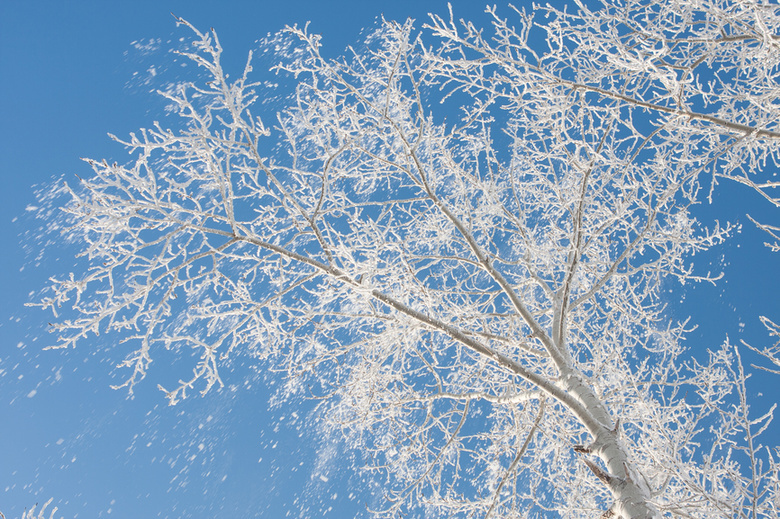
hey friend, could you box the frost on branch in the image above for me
[32,2,780,517]
[13,499,61,519]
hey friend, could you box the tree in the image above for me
[34,0,780,517]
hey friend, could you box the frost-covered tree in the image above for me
[34,1,780,517]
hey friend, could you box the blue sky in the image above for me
[1,1,778,518]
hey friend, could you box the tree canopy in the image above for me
[36,1,780,517]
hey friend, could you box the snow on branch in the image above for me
[32,1,780,517]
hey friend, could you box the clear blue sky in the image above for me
[1,1,778,518]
